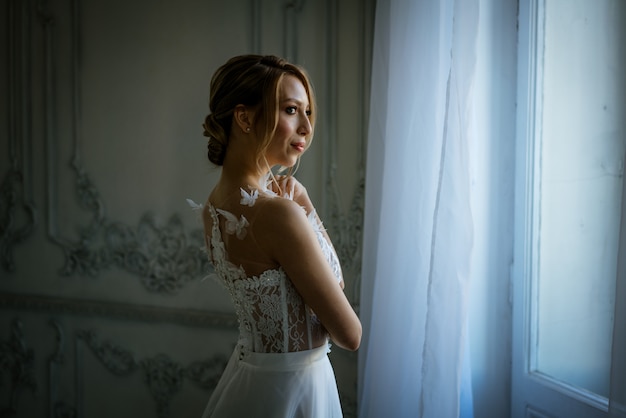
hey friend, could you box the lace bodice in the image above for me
[197,187,343,354]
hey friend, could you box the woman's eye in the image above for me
[286,106,297,115]
[305,110,312,117]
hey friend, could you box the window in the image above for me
[512,0,625,416]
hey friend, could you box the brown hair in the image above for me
[203,55,317,170]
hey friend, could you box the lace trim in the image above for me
[307,211,343,284]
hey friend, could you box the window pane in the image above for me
[535,0,625,398]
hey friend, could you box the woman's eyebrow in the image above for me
[281,98,309,106]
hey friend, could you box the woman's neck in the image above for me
[219,157,270,191]
[220,144,270,189]
[220,172,267,190]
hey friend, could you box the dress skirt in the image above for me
[202,343,343,418]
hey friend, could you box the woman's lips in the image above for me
[291,142,305,152]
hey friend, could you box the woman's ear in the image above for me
[233,105,253,133]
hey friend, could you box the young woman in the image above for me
[197,55,361,417]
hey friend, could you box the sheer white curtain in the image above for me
[358,1,478,417]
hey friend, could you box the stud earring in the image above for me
[246,127,250,132]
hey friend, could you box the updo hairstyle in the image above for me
[203,55,317,167]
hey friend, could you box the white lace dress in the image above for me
[196,187,344,418]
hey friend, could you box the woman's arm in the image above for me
[257,197,361,351]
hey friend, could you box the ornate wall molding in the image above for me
[0,292,238,329]
[58,211,211,294]
[49,320,77,418]
[5,0,370,302]
[35,0,211,293]
[321,0,373,309]
[1,0,38,273]
[0,319,37,416]
[282,0,305,62]
[1,1,373,416]
[0,319,232,418]
[250,0,262,53]
[75,328,228,418]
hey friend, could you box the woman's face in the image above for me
[264,75,312,168]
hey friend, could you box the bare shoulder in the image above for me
[253,196,309,236]
[250,195,315,265]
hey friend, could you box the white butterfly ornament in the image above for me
[216,209,249,240]
[239,188,259,207]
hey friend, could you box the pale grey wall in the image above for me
[0,0,374,416]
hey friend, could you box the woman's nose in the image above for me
[299,114,312,136]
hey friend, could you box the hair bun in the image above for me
[203,113,228,166]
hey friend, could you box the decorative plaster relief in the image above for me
[35,0,214,293]
[0,319,37,416]
[1,0,38,273]
[1,1,371,417]
[327,176,365,308]
[76,329,228,418]
[5,0,368,304]
[0,292,238,329]
[49,320,77,418]
[57,211,211,294]
[318,0,371,309]
[0,318,232,418]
